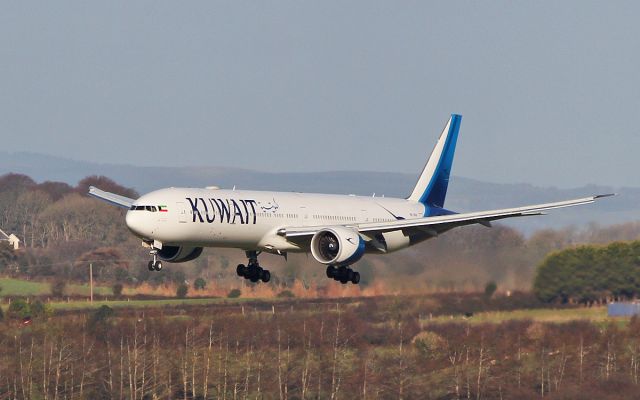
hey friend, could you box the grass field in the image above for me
[0,277,114,297]
[426,306,612,324]
[45,296,259,310]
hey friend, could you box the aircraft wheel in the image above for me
[326,266,336,278]
[346,269,354,282]
[261,270,271,283]
[148,261,154,271]
[236,264,246,277]
[351,271,360,284]
[154,261,163,271]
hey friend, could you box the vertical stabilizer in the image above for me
[407,114,462,208]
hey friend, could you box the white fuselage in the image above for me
[125,187,425,252]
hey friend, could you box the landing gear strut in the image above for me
[236,251,271,283]
[326,265,360,284]
[147,249,163,271]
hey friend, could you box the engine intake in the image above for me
[157,246,203,263]
[310,227,365,266]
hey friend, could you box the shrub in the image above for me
[0,306,4,322]
[277,290,295,298]
[112,283,123,297]
[51,280,66,297]
[484,281,497,298]
[31,300,48,318]
[89,305,115,331]
[412,331,447,358]
[227,289,241,298]
[176,284,189,299]
[8,299,31,319]
[194,278,207,290]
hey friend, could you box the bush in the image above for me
[8,299,31,319]
[89,305,115,331]
[31,300,47,318]
[51,280,66,297]
[194,277,207,290]
[277,290,295,298]
[0,306,4,322]
[484,281,497,298]
[112,283,123,297]
[412,331,447,358]
[227,288,241,298]
[176,284,189,299]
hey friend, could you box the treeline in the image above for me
[1,299,639,399]
[0,173,136,249]
[1,172,640,294]
[534,240,640,304]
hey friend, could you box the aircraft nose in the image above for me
[125,210,146,237]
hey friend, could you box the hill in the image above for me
[1,151,637,233]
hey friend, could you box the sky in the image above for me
[1,2,639,188]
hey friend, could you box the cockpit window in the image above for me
[130,205,161,212]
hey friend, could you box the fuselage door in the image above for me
[176,201,188,223]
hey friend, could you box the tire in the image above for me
[154,261,163,271]
[148,261,154,271]
[326,266,335,278]
[351,271,360,284]
[236,264,246,277]
[347,269,354,282]
[340,277,348,284]
[261,270,271,283]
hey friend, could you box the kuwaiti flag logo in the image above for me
[158,205,168,212]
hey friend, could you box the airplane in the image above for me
[89,114,612,285]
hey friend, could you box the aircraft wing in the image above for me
[88,186,135,209]
[280,194,613,238]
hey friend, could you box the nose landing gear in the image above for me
[326,265,360,284]
[236,251,271,283]
[147,249,163,271]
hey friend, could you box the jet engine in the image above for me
[310,227,365,266]
[157,246,203,263]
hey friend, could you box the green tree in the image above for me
[194,278,207,290]
[7,299,31,319]
[112,283,123,297]
[533,241,640,304]
[227,288,241,298]
[484,281,497,298]
[89,305,115,331]
[51,280,66,297]
[31,300,45,318]
[176,284,189,299]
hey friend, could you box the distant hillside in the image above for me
[1,151,637,232]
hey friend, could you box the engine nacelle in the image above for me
[157,246,203,263]
[310,227,365,266]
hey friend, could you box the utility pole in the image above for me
[89,263,93,304]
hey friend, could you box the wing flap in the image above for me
[88,186,135,209]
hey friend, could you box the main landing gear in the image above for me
[326,265,360,285]
[236,251,271,283]
[147,249,163,271]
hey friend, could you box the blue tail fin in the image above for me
[407,114,462,208]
